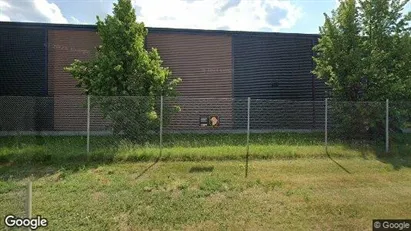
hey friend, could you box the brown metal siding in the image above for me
[49,30,234,131]
[48,30,100,96]
[147,32,234,130]
[164,97,234,131]
[48,30,100,131]
[53,95,87,131]
[146,33,233,98]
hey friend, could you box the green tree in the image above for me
[313,0,363,101]
[314,0,411,101]
[359,0,411,101]
[313,0,411,140]
[65,0,181,141]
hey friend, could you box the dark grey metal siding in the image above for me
[0,27,47,96]
[232,34,322,100]
[0,97,54,131]
[232,34,325,129]
[0,26,54,131]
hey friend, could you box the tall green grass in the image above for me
[0,132,409,165]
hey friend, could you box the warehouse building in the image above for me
[0,21,326,133]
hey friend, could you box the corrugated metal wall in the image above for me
[0,96,54,131]
[232,33,324,129]
[146,31,234,130]
[0,25,54,131]
[0,26,47,96]
[232,33,319,100]
[47,29,100,96]
[146,32,233,98]
[53,95,87,131]
[0,22,327,132]
[48,29,101,131]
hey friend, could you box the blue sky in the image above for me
[0,0,410,34]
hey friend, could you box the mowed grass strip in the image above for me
[1,159,411,230]
[1,132,409,164]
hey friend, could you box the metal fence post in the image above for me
[245,97,251,178]
[26,181,32,220]
[386,99,389,153]
[160,96,163,157]
[87,95,90,154]
[325,98,328,153]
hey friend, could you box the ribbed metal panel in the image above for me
[1,21,331,132]
[47,30,100,96]
[47,30,100,131]
[53,95,87,131]
[146,32,233,98]
[147,32,234,129]
[163,97,235,131]
[233,34,320,100]
[0,96,54,131]
[232,34,325,129]
[0,27,46,96]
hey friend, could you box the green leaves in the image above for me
[314,0,411,140]
[314,0,411,102]
[64,0,181,141]
[65,0,177,97]
[114,65,122,72]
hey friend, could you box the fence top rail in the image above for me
[1,95,411,104]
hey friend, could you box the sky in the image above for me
[0,0,410,34]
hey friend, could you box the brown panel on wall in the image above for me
[50,30,234,131]
[53,95,87,131]
[147,32,234,129]
[48,30,100,96]
[164,97,234,131]
[48,30,100,131]
[146,32,233,98]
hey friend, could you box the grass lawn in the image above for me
[0,132,410,230]
[1,158,411,230]
[0,132,410,164]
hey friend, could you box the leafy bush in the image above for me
[329,101,409,141]
[93,96,179,142]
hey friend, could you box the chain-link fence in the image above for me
[0,96,88,164]
[1,96,410,165]
[327,100,386,158]
[389,101,411,155]
[89,96,161,162]
[248,99,325,160]
[161,97,248,161]
[1,96,410,230]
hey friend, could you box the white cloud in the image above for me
[0,15,11,21]
[70,16,80,24]
[0,0,68,23]
[0,0,11,21]
[33,0,67,23]
[132,0,302,32]
[0,0,11,8]
[69,16,88,24]
[1,0,303,31]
